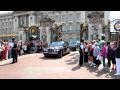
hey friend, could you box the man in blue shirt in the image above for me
[93,43,100,66]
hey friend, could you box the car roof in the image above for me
[52,41,65,43]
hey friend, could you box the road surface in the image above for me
[0,51,120,79]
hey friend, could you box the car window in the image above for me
[69,41,76,44]
[66,42,69,46]
[50,42,64,47]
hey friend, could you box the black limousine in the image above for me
[43,41,70,58]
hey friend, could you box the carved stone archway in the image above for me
[87,11,104,40]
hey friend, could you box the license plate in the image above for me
[49,52,58,54]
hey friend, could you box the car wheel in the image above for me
[74,48,76,51]
[59,51,63,58]
[67,48,70,54]
[44,54,48,57]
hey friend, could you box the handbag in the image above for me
[98,64,104,71]
[96,54,100,60]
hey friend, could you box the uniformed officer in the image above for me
[11,38,18,64]
[79,39,84,66]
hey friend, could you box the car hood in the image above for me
[69,44,77,46]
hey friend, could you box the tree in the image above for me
[50,24,62,42]
[80,23,88,40]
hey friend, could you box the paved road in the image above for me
[0,51,120,79]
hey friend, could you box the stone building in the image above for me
[0,11,110,43]
[0,12,15,41]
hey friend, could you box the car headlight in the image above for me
[43,48,48,51]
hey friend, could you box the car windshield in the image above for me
[69,41,76,44]
[50,42,64,47]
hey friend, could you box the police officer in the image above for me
[11,38,18,64]
[79,39,84,66]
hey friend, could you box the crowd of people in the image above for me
[79,39,120,75]
[0,38,48,64]
[1,37,120,75]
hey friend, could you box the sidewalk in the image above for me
[0,59,12,66]
[0,54,39,66]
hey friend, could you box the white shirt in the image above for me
[9,42,14,48]
[80,44,84,50]
[23,45,27,51]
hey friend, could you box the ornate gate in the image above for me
[28,26,40,41]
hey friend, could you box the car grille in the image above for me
[48,49,54,52]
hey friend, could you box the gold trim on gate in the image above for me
[0,34,18,37]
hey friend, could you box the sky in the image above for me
[0,11,13,14]
[110,11,120,21]
[0,11,120,32]
[110,11,120,32]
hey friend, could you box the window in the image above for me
[55,15,58,21]
[76,22,80,30]
[76,13,81,20]
[6,22,7,27]
[62,24,66,31]
[62,14,65,22]
[9,22,11,27]
[68,14,73,21]
[58,15,61,22]
[69,23,73,30]
[20,34,22,40]
[30,17,32,20]
[50,16,53,19]
[1,29,3,34]
[19,16,25,27]
[26,14,29,25]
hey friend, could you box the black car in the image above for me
[69,40,80,51]
[43,41,70,58]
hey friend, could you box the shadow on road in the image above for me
[95,70,108,77]
[72,65,81,71]
[0,63,12,66]
[39,56,59,60]
[66,59,78,65]
[86,65,98,72]
[110,75,120,79]
[65,60,73,62]
[69,52,79,56]
[105,71,120,79]
[65,55,79,65]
